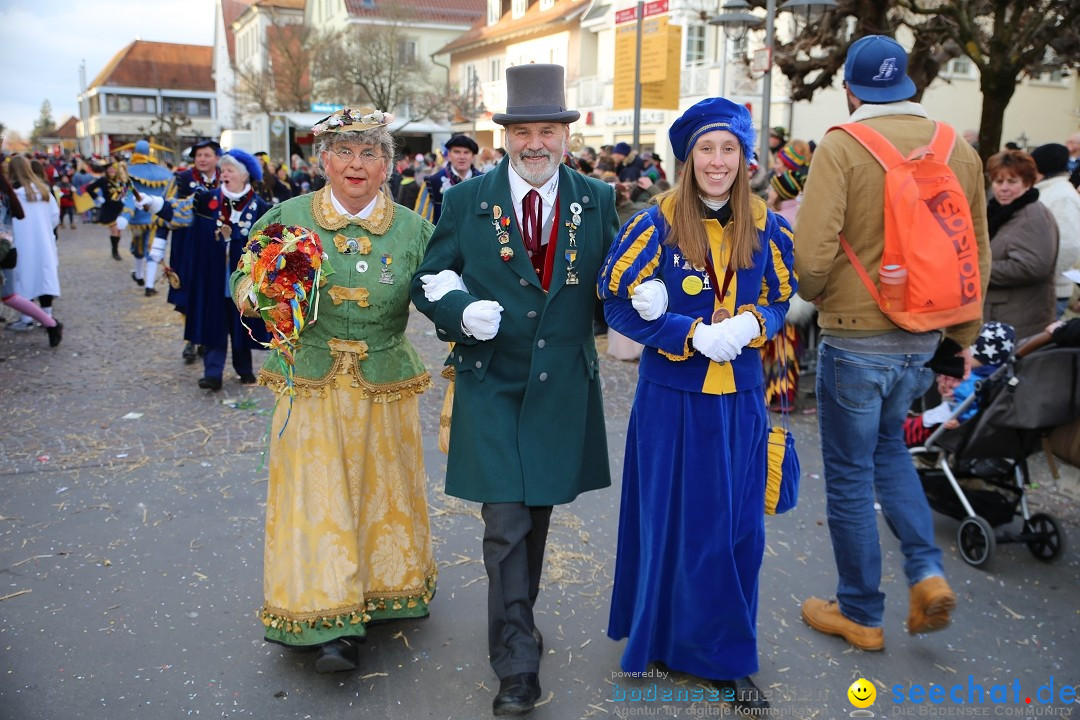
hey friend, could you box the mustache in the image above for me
[518,149,553,160]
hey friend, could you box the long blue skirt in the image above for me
[607,379,768,680]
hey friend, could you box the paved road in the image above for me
[1,222,1077,719]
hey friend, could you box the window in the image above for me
[490,57,502,82]
[512,0,527,19]
[729,34,748,60]
[105,94,157,114]
[488,0,500,25]
[89,95,101,115]
[685,24,706,65]
[942,56,975,79]
[540,0,554,9]
[163,98,211,117]
[397,39,417,66]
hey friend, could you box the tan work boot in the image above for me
[907,576,956,634]
[801,597,885,651]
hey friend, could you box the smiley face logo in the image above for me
[848,678,876,708]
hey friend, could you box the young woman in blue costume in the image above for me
[599,97,796,713]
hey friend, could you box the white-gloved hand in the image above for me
[139,195,165,214]
[631,279,668,321]
[692,312,761,363]
[692,322,734,363]
[723,311,762,350]
[461,300,504,341]
[115,215,129,231]
[421,269,468,302]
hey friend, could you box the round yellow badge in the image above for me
[682,275,704,295]
[848,678,876,709]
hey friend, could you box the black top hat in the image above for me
[492,64,580,126]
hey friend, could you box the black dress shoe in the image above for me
[493,672,541,716]
[145,287,158,297]
[314,638,361,674]
[182,342,197,364]
[239,373,258,384]
[716,675,770,714]
[131,272,144,287]
[46,321,63,348]
[112,250,122,261]
[197,376,223,391]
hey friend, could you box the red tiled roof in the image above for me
[254,0,305,7]
[89,41,214,92]
[437,0,589,54]
[343,0,486,25]
[55,117,78,139]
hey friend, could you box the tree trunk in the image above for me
[977,67,1019,167]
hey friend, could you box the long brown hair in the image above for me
[0,161,25,219]
[657,151,759,269]
[8,156,52,203]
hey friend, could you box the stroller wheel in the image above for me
[1024,512,1066,562]
[957,516,995,568]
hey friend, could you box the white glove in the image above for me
[114,215,129,231]
[692,312,761,363]
[461,300,504,341]
[139,195,165,214]
[631,280,668,321]
[421,270,468,302]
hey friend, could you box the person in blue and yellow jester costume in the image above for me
[122,140,175,296]
[228,108,437,675]
[599,97,796,715]
[415,134,483,223]
[140,148,272,390]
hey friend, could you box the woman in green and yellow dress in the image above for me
[231,108,436,673]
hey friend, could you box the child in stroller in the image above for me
[906,322,1077,569]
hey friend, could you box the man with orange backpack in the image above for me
[794,35,990,652]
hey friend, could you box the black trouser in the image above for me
[481,502,552,678]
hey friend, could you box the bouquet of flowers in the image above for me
[237,223,330,399]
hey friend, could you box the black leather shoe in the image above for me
[314,638,361,674]
[493,672,541,716]
[145,287,158,297]
[716,676,770,714]
[239,373,258,384]
[198,376,223,391]
[46,321,63,348]
[112,250,122,261]
[182,342,197,364]
[131,272,144,287]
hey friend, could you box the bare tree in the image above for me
[137,112,194,158]
[231,11,314,116]
[311,9,450,131]
[753,0,1080,161]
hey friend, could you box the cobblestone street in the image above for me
[1,221,1077,719]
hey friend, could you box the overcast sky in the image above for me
[0,0,216,139]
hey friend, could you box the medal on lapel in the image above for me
[379,253,394,284]
[491,206,511,246]
[712,307,732,322]
[500,246,514,262]
[565,202,582,285]
[565,249,579,285]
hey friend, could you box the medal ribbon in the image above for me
[702,252,734,319]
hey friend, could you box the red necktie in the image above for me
[522,189,542,255]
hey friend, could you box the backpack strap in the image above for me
[837,232,881,304]
[928,122,957,164]
[829,123,906,171]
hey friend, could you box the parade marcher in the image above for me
[417,134,483,223]
[169,138,222,363]
[1,160,62,345]
[411,64,615,717]
[795,35,990,651]
[229,108,437,674]
[600,97,794,713]
[82,161,130,260]
[141,149,271,390]
[124,140,175,296]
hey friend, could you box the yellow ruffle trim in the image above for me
[659,317,703,361]
[738,304,768,349]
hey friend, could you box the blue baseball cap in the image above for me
[844,35,917,103]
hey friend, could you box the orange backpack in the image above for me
[833,121,982,333]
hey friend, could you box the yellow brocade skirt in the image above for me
[259,370,437,646]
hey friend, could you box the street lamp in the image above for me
[710,0,836,166]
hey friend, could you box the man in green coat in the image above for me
[410,64,615,717]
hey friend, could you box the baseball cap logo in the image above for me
[873,58,898,82]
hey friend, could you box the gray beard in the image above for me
[510,152,560,187]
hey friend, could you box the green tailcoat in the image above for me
[411,160,616,506]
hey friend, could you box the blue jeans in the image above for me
[816,341,942,627]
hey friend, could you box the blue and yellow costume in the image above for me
[600,166,795,679]
[123,141,175,292]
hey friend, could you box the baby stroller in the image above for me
[909,336,1080,568]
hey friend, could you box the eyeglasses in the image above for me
[331,148,384,165]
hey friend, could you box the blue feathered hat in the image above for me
[668,97,756,164]
[224,148,263,183]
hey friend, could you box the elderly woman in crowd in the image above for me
[599,97,795,713]
[983,149,1059,339]
[142,149,272,389]
[228,108,437,674]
